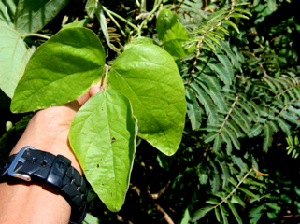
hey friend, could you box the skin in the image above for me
[0,84,101,224]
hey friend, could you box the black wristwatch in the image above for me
[0,146,87,224]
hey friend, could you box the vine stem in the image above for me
[102,7,126,36]
[213,168,253,209]
[102,6,138,33]
[137,0,162,36]
[22,33,50,40]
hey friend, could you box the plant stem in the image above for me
[102,6,138,33]
[213,168,253,209]
[22,33,51,40]
[137,0,162,36]
[102,7,126,36]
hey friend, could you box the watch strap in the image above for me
[0,147,87,224]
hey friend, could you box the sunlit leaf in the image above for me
[11,27,106,113]
[69,90,137,212]
[107,44,186,156]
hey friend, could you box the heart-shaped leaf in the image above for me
[69,90,137,212]
[11,27,106,113]
[0,21,32,98]
[14,0,69,34]
[107,44,186,156]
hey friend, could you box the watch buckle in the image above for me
[7,146,36,182]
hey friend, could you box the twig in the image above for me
[22,33,51,40]
[213,168,253,209]
[150,180,171,199]
[137,0,162,36]
[154,203,175,224]
[102,6,138,33]
[103,8,126,36]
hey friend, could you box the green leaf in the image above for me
[229,12,249,20]
[107,44,186,156]
[0,21,31,98]
[263,123,273,152]
[223,125,241,149]
[210,161,221,193]
[277,118,291,135]
[82,213,100,224]
[197,74,227,113]
[11,27,106,113]
[192,205,214,221]
[207,63,232,86]
[215,49,234,84]
[218,160,230,188]
[213,134,222,152]
[180,208,191,224]
[69,90,137,212]
[191,81,218,125]
[85,0,96,18]
[156,8,190,60]
[215,207,221,222]
[95,5,110,47]
[14,0,69,34]
[231,194,246,207]
[156,8,179,40]
[62,19,89,30]
[249,204,264,218]
[227,201,243,224]
[0,0,17,22]
[186,89,202,131]
[205,132,218,143]
[222,20,240,33]
[267,0,277,12]
[221,205,229,224]
[238,187,260,201]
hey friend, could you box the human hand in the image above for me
[10,83,102,173]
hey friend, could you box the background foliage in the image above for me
[1,0,300,223]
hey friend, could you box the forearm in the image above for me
[0,104,80,224]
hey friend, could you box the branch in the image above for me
[102,6,138,33]
[154,203,175,224]
[213,168,253,209]
[22,33,51,40]
[218,92,241,134]
[137,0,162,36]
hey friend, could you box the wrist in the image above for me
[10,104,82,174]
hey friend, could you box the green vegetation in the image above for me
[1,0,300,223]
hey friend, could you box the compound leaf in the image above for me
[69,90,137,212]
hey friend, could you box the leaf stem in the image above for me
[102,6,138,33]
[213,168,253,209]
[22,33,51,40]
[137,0,162,36]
